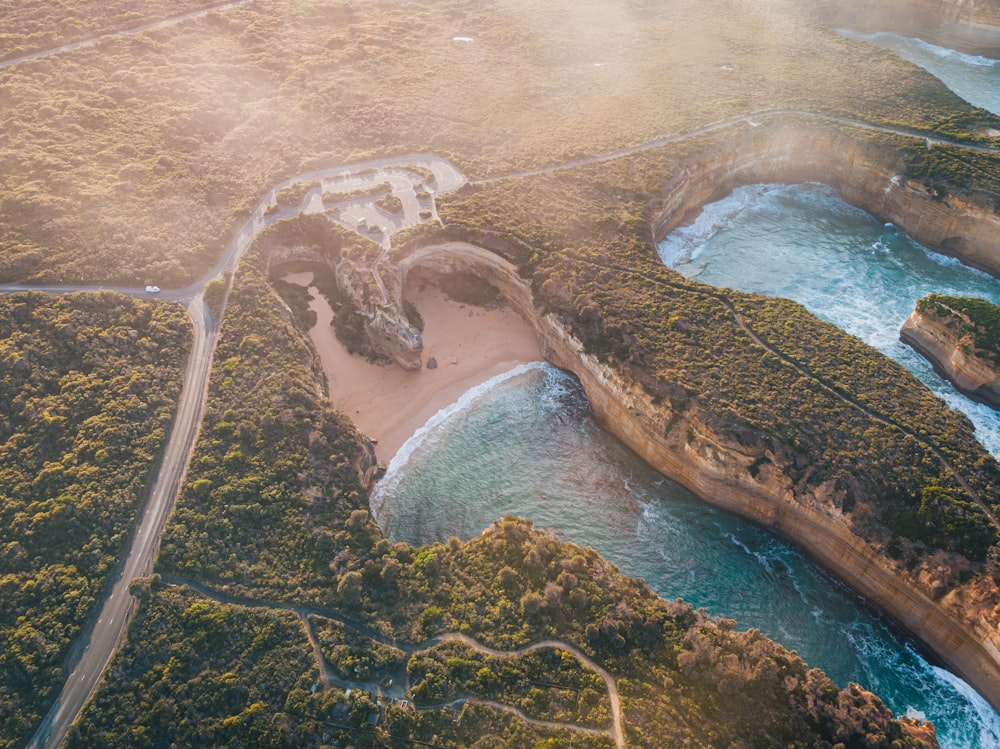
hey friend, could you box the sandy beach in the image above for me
[284,272,544,465]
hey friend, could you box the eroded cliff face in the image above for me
[651,124,1000,278]
[901,308,1000,408]
[536,311,1000,715]
[265,242,423,370]
[808,0,1000,56]
[395,240,1000,716]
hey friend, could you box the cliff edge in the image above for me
[388,121,1000,715]
[808,0,1000,57]
[901,294,1000,410]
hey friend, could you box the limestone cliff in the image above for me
[334,251,423,370]
[263,238,423,371]
[375,121,1000,714]
[394,240,1000,718]
[901,299,1000,409]
[651,123,1000,278]
[808,0,1000,56]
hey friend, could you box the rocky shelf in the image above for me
[901,294,1000,410]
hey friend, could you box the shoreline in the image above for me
[284,272,544,465]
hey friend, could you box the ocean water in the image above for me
[372,363,1000,748]
[372,35,1000,747]
[658,182,1000,457]
[840,30,1000,115]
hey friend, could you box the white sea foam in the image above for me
[657,185,760,266]
[908,35,999,67]
[839,29,999,67]
[931,666,1000,748]
[369,361,547,521]
[723,531,778,575]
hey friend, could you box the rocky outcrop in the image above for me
[807,0,1000,57]
[901,305,1000,409]
[266,242,423,370]
[353,437,381,490]
[314,252,420,370]
[651,123,1000,278]
[376,122,1000,715]
[394,241,1000,717]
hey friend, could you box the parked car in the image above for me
[145,285,160,293]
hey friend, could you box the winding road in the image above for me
[159,577,625,748]
[0,1,255,71]
[16,154,464,749]
[4,9,1000,744]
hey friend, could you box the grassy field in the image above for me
[0,0,993,286]
[3,0,999,746]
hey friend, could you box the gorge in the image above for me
[352,119,1000,724]
[8,0,1000,745]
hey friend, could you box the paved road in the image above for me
[0,1,254,70]
[8,106,999,749]
[27,297,216,749]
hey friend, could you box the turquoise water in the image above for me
[372,363,1000,748]
[840,30,1000,115]
[372,34,1000,748]
[658,182,1000,457]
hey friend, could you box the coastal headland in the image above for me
[5,0,1000,745]
[901,295,1000,410]
[367,120,1000,713]
[237,113,1000,718]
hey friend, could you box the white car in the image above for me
[145,285,160,293]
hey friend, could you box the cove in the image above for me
[370,35,1000,747]
[372,363,1000,748]
[840,30,1000,115]
[658,181,1000,458]
[373,183,1000,748]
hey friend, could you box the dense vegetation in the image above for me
[310,615,407,683]
[157,260,374,596]
[70,583,620,749]
[398,139,1000,578]
[0,0,221,61]
[405,640,610,727]
[2,0,998,286]
[431,269,504,308]
[918,293,1000,367]
[62,234,932,746]
[375,192,403,214]
[272,180,320,211]
[7,0,1000,745]
[66,584,323,749]
[0,292,189,749]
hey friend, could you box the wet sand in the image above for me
[284,272,544,465]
